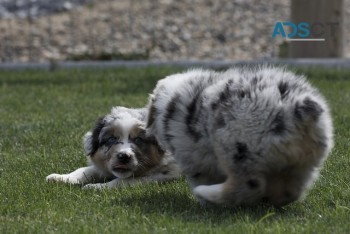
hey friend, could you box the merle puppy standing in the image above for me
[146,67,333,207]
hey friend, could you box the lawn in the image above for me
[0,66,349,234]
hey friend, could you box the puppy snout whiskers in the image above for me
[117,152,131,164]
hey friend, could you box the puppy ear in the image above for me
[83,131,93,156]
[294,97,324,122]
[155,140,166,155]
[83,117,105,156]
[147,134,165,155]
[146,95,157,129]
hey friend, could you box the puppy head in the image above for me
[262,167,310,207]
[213,95,331,207]
[261,96,332,207]
[84,107,164,179]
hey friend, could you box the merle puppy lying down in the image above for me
[146,67,333,207]
[46,107,180,189]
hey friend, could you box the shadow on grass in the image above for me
[114,182,293,224]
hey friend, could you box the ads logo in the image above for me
[272,22,339,41]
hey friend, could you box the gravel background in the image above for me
[0,0,347,62]
[0,0,94,18]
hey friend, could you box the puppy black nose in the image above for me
[117,153,131,164]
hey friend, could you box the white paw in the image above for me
[46,173,81,184]
[193,184,224,204]
[46,173,64,182]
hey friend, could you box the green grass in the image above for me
[0,66,349,234]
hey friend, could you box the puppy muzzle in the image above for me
[117,152,131,164]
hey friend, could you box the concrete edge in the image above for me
[1,58,350,70]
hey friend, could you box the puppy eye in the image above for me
[105,137,118,146]
[134,137,144,145]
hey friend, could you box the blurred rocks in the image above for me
[0,0,291,62]
[0,0,93,18]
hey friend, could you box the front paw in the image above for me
[193,184,224,204]
[46,173,64,182]
[46,173,80,184]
